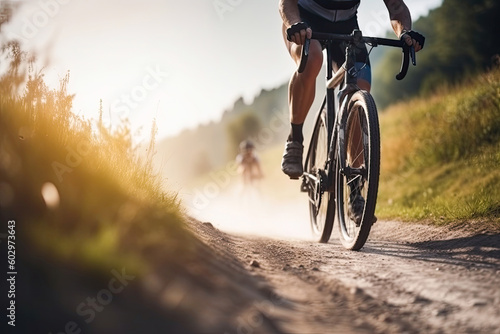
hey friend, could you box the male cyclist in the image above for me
[279,0,424,223]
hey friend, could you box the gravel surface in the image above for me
[188,217,500,334]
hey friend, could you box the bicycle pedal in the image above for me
[300,182,308,192]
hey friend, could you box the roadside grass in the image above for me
[0,58,192,276]
[377,65,500,224]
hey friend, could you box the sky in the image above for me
[2,0,442,141]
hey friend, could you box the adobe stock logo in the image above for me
[51,139,91,183]
[360,9,391,36]
[48,268,135,334]
[213,0,243,20]
[110,65,169,119]
[5,0,71,42]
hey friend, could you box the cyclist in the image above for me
[236,140,264,186]
[279,0,424,223]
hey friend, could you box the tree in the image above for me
[372,0,500,109]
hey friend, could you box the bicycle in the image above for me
[299,29,417,250]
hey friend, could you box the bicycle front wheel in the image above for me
[306,108,335,243]
[336,91,380,250]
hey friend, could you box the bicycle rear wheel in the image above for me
[305,108,335,243]
[336,91,380,250]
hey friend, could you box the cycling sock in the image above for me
[288,123,304,144]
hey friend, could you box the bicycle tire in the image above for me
[336,91,380,250]
[306,107,335,243]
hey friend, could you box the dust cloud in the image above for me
[185,181,314,241]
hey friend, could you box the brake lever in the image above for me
[410,45,416,66]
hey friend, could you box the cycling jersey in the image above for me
[298,0,360,22]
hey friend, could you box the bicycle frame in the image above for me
[302,29,414,193]
[300,29,416,247]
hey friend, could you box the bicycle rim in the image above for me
[337,91,380,250]
[307,110,335,243]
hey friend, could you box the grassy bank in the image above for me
[377,65,500,223]
[0,71,189,273]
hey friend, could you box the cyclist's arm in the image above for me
[383,0,412,39]
[383,0,423,52]
[279,0,301,27]
[279,0,311,45]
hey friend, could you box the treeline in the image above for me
[155,85,290,185]
[372,0,500,108]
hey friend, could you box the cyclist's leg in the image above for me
[281,25,323,178]
[357,79,370,92]
[282,25,323,126]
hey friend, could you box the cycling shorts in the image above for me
[298,4,371,84]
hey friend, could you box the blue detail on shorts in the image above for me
[355,62,371,85]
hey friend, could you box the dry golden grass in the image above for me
[0,47,189,274]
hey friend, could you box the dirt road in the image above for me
[190,217,500,334]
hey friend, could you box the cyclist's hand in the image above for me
[286,21,312,45]
[401,30,425,52]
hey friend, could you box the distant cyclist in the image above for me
[236,140,264,186]
[279,0,424,223]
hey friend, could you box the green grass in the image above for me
[377,66,500,224]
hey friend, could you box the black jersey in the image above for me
[298,0,360,22]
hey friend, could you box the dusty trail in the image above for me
[190,216,500,334]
